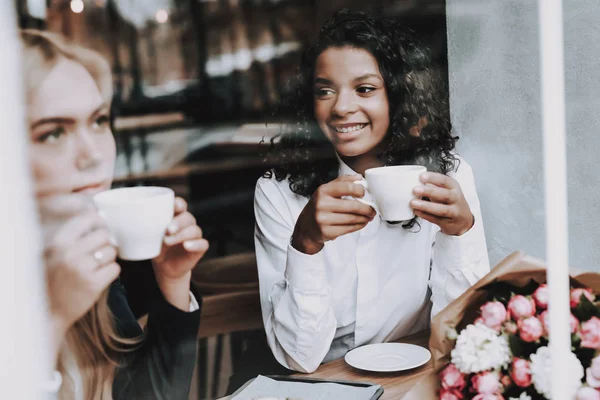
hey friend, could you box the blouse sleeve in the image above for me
[254,178,337,373]
[429,158,491,316]
[110,267,201,400]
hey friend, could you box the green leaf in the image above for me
[480,279,540,305]
[509,334,541,359]
[572,294,600,322]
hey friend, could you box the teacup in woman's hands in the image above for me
[93,186,174,261]
[354,165,426,223]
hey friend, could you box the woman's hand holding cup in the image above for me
[38,193,120,362]
[151,197,209,311]
[410,172,474,236]
[291,175,377,255]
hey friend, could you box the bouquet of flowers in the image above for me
[402,252,600,400]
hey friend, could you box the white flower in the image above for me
[509,393,532,400]
[450,323,511,374]
[530,346,583,399]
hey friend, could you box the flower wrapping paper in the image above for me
[402,251,600,400]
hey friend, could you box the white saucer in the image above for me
[344,343,431,372]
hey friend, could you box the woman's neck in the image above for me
[339,153,384,176]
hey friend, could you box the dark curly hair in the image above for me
[265,9,458,226]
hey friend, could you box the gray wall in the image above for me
[446,0,600,270]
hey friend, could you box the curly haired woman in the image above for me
[254,9,490,373]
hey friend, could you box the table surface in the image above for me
[222,330,432,400]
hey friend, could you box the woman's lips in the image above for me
[330,123,369,140]
[72,182,108,195]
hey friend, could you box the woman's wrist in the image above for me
[50,315,68,366]
[291,231,323,255]
[153,270,192,311]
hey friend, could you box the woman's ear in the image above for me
[409,116,429,137]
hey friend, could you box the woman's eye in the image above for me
[93,115,110,129]
[315,88,335,97]
[38,127,66,144]
[357,86,376,94]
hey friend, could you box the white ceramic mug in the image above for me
[93,186,175,261]
[354,165,427,222]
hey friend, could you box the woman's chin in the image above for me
[334,142,372,158]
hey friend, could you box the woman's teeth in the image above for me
[335,124,367,133]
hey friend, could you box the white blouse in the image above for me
[254,156,490,373]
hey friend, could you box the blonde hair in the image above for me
[21,30,139,399]
[21,29,113,103]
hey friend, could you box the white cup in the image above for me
[354,165,426,222]
[93,186,175,261]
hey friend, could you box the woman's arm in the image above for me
[255,179,338,373]
[428,158,491,315]
[110,274,201,400]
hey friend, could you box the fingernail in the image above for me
[411,200,422,207]
[109,235,118,247]
[164,235,175,245]
[183,240,204,251]
[420,172,429,181]
[167,222,178,235]
[414,186,424,195]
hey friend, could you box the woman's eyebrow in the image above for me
[31,117,74,130]
[314,77,333,85]
[353,73,381,83]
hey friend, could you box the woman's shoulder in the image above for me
[446,153,477,187]
[255,171,307,206]
[256,170,293,193]
[448,153,473,174]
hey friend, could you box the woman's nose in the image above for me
[332,91,358,116]
[75,130,102,170]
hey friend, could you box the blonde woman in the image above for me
[23,30,209,399]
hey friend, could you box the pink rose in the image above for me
[472,394,504,400]
[510,358,532,388]
[581,317,600,349]
[479,301,508,331]
[540,310,579,336]
[587,356,600,388]
[533,284,549,309]
[508,295,536,320]
[440,388,464,400]
[577,387,600,400]
[518,316,544,342]
[503,321,518,335]
[471,371,502,394]
[571,288,595,308]
[440,363,466,391]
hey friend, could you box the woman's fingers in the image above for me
[91,262,121,292]
[88,244,118,270]
[166,211,196,236]
[324,181,365,199]
[324,223,369,239]
[37,192,94,222]
[419,172,457,189]
[174,197,188,215]
[413,185,456,204]
[183,238,210,253]
[317,211,373,226]
[164,224,203,247]
[414,210,447,226]
[71,228,112,257]
[321,198,376,217]
[410,198,456,219]
[47,211,107,250]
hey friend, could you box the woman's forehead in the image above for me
[28,58,104,121]
[315,47,381,80]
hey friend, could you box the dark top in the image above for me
[109,260,201,400]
